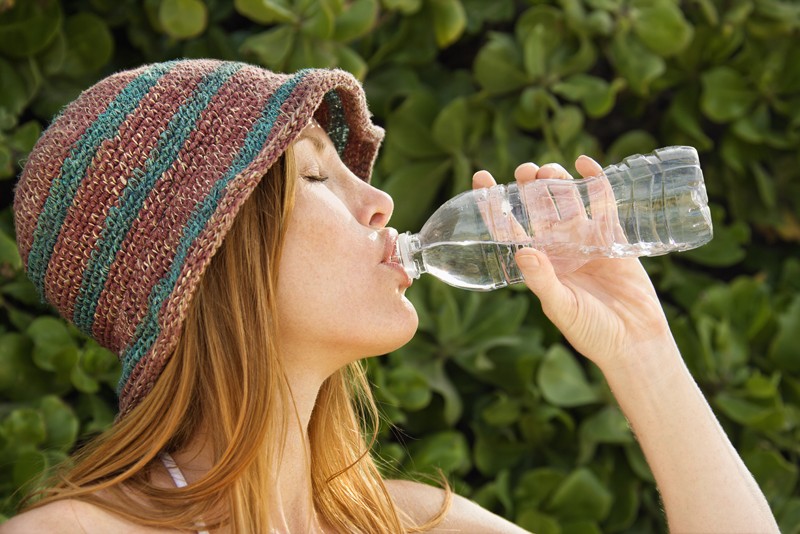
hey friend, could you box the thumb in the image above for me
[515,248,574,319]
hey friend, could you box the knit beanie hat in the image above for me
[13,59,384,416]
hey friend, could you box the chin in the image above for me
[365,305,419,358]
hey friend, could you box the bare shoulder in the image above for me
[385,479,531,533]
[0,499,167,534]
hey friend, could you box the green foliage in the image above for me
[0,0,798,531]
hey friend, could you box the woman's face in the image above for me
[276,121,417,374]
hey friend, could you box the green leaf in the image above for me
[553,105,583,145]
[579,406,633,445]
[385,92,441,158]
[521,24,547,81]
[286,34,336,70]
[301,0,335,39]
[515,87,551,130]
[159,0,208,39]
[605,130,657,164]
[61,13,114,77]
[0,57,28,118]
[0,226,21,270]
[609,30,665,95]
[665,88,713,150]
[70,363,99,394]
[777,498,800,534]
[381,0,421,13]
[240,26,295,70]
[538,345,600,407]
[27,316,78,373]
[4,408,46,447]
[80,341,120,382]
[769,295,800,374]
[742,448,799,502]
[547,468,612,522]
[380,160,450,232]
[36,28,66,76]
[333,0,377,42]
[681,205,749,267]
[386,365,431,411]
[515,468,566,508]
[462,0,515,32]
[39,395,78,451]
[630,0,693,57]
[516,509,561,534]
[701,66,758,123]
[9,120,41,153]
[425,358,462,425]
[430,0,466,48]
[604,473,640,531]
[474,431,529,475]
[0,332,51,401]
[474,33,528,95]
[714,392,784,431]
[406,430,470,475]
[234,0,296,24]
[0,0,62,58]
[431,281,461,343]
[432,97,467,153]
[333,44,367,80]
[0,144,12,178]
[625,443,654,483]
[12,449,47,489]
[481,394,521,426]
[552,74,620,118]
[562,521,602,534]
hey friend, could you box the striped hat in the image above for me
[13,59,384,416]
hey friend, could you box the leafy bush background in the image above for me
[0,0,798,531]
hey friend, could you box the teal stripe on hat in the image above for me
[26,61,178,304]
[72,61,243,336]
[323,90,349,157]
[117,70,308,392]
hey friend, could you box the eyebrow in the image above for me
[295,132,327,153]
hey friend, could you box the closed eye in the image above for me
[301,174,329,183]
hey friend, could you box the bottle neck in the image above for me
[393,232,425,279]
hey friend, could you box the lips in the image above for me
[382,228,400,264]
[381,228,412,288]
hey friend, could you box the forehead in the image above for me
[295,120,334,152]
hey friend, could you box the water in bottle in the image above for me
[392,146,713,291]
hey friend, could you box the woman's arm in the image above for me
[473,158,779,533]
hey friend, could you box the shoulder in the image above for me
[0,500,90,534]
[0,499,169,534]
[385,479,531,534]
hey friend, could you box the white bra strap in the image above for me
[160,452,189,488]
[159,452,210,534]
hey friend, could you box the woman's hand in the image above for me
[473,157,676,372]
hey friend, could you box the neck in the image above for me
[168,359,334,533]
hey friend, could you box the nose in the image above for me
[354,180,394,228]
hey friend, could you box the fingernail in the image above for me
[519,252,540,268]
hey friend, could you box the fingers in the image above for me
[515,248,575,322]
[472,169,496,189]
[473,169,530,244]
[514,162,540,184]
[537,163,572,180]
[575,155,603,179]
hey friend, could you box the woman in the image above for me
[4,59,778,533]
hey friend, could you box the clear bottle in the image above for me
[392,146,713,291]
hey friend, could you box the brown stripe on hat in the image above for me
[13,69,141,271]
[94,65,275,354]
[46,63,206,320]
[118,69,313,412]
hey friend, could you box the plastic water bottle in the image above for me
[392,146,713,291]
